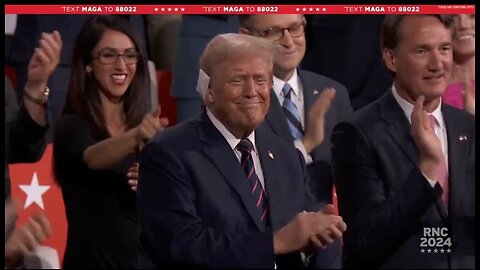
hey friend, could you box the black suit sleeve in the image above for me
[8,105,48,164]
[137,141,275,269]
[331,122,442,266]
[5,79,47,203]
[296,149,323,212]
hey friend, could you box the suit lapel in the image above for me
[442,106,469,219]
[265,89,293,140]
[265,70,317,141]
[255,124,284,231]
[198,112,265,231]
[380,91,419,165]
[298,69,316,117]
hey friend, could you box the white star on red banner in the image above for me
[19,172,51,209]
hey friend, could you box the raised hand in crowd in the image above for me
[411,95,444,180]
[4,202,52,269]
[302,87,336,153]
[136,105,169,145]
[24,30,63,126]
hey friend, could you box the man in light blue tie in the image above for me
[239,15,353,208]
[282,82,304,140]
[239,14,353,269]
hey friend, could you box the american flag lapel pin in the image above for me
[268,150,274,160]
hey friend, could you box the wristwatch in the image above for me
[23,86,50,106]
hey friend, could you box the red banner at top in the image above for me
[4,5,476,15]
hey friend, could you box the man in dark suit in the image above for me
[238,15,353,207]
[332,15,475,268]
[137,33,347,269]
[170,15,240,123]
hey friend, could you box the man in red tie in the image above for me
[137,33,347,269]
[332,15,475,269]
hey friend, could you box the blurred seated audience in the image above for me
[5,201,53,269]
[443,14,475,115]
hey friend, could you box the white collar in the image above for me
[391,84,445,130]
[206,109,256,152]
[273,69,299,97]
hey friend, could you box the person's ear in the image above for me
[206,90,214,104]
[382,48,397,73]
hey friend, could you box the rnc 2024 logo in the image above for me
[420,227,452,254]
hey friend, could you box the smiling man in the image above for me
[238,15,353,209]
[332,15,475,268]
[137,33,347,269]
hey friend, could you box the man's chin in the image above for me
[241,120,262,133]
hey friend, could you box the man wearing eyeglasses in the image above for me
[238,14,352,269]
[238,15,352,217]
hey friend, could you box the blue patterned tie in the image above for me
[236,139,270,226]
[282,83,304,140]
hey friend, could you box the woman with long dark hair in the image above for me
[53,15,168,268]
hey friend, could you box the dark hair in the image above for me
[380,15,455,51]
[63,15,149,137]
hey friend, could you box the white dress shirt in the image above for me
[206,110,266,189]
[273,70,313,164]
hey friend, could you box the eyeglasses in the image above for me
[93,48,139,65]
[249,21,306,41]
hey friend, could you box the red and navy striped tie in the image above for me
[236,139,270,226]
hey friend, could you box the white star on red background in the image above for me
[19,172,51,209]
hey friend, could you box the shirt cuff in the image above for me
[294,139,313,164]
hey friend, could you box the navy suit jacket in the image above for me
[331,90,475,268]
[137,111,341,269]
[266,69,352,204]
